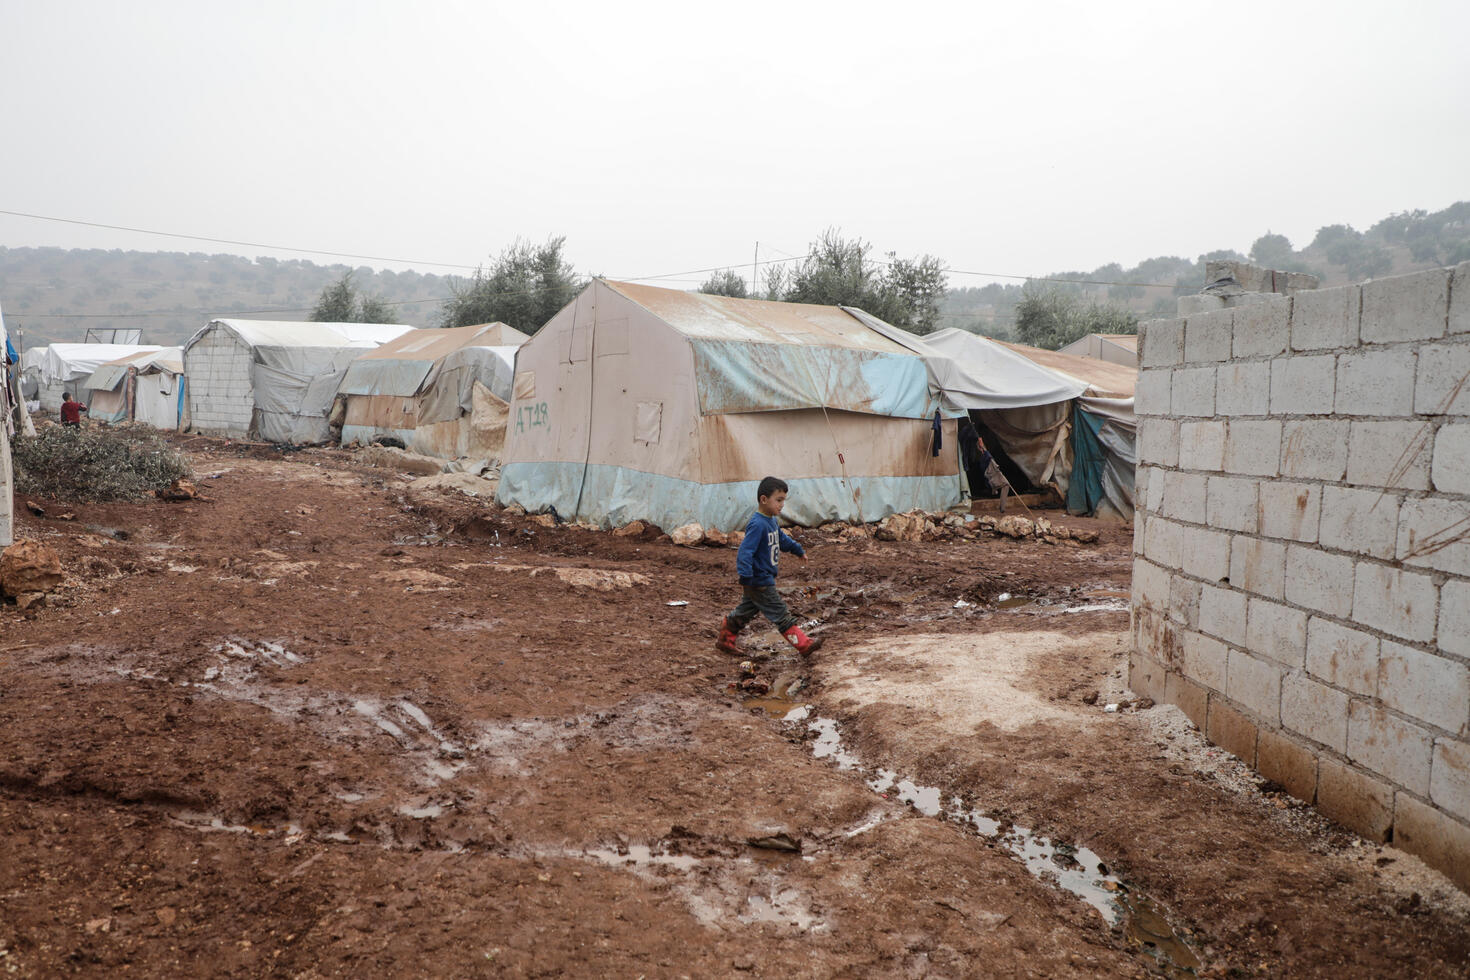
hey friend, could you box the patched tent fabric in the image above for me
[183,319,413,444]
[497,280,964,531]
[33,343,162,413]
[337,323,522,458]
[85,348,184,427]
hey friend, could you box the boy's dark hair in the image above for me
[63,392,72,400]
[756,476,788,501]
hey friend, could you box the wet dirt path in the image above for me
[1,445,1467,977]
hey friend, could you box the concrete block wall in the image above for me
[1,419,11,547]
[1131,262,1470,891]
[183,328,255,437]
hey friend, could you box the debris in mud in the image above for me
[25,500,45,517]
[492,564,650,591]
[156,478,205,501]
[613,520,646,537]
[747,832,801,853]
[1,539,64,597]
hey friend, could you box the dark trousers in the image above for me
[727,585,797,633]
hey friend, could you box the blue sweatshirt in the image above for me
[736,511,805,587]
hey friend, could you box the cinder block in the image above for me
[1172,366,1217,417]
[1183,629,1229,690]
[1281,420,1349,481]
[1347,699,1433,796]
[1184,308,1234,363]
[1208,697,1260,765]
[1284,546,1355,618]
[1207,476,1260,533]
[1291,283,1361,352]
[1160,471,1208,524]
[1392,793,1470,893]
[1259,483,1321,543]
[1359,267,1450,343]
[1140,318,1185,368]
[1128,649,1168,703]
[1397,496,1470,577]
[1378,640,1470,734]
[1144,463,1166,514]
[1432,424,1470,493]
[1318,486,1400,559]
[1450,261,1470,335]
[1431,738,1470,823]
[1137,417,1179,466]
[1335,348,1417,417]
[1246,598,1308,667]
[1270,354,1337,416]
[1227,648,1282,724]
[1223,420,1282,476]
[1179,420,1226,471]
[1199,584,1248,645]
[1215,361,1272,417]
[1233,294,1291,359]
[1135,370,1173,418]
[1317,757,1393,842]
[1441,579,1470,658]
[1144,516,1182,568]
[1181,526,1232,583]
[1413,340,1470,416]
[1229,536,1286,599]
[1257,728,1319,803]
[1346,421,1433,491]
[1281,671,1350,752]
[1353,562,1438,644]
[1166,671,1210,729]
[1169,575,1203,630]
[1132,558,1172,613]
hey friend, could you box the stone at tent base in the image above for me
[703,529,729,547]
[613,521,646,537]
[875,512,925,542]
[1034,518,1053,536]
[1072,529,1100,544]
[1,539,63,597]
[670,523,705,547]
[15,592,47,610]
[502,504,526,517]
[728,530,744,549]
[993,516,1035,539]
[528,513,557,528]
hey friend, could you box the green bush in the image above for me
[11,425,191,502]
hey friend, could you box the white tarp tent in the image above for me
[1,303,13,546]
[183,319,413,444]
[86,347,186,429]
[33,343,162,413]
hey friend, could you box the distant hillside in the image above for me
[0,247,454,349]
[943,200,1470,340]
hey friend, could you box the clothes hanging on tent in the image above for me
[930,410,942,456]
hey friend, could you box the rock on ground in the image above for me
[670,523,705,547]
[1,539,63,597]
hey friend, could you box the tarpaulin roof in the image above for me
[40,344,163,385]
[870,325,1087,412]
[338,324,520,398]
[188,319,415,352]
[86,347,185,392]
[999,341,1137,399]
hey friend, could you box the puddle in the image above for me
[743,672,809,717]
[583,844,702,872]
[993,593,1034,609]
[797,713,1201,975]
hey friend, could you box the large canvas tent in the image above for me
[183,319,413,444]
[497,280,964,531]
[336,323,525,458]
[31,343,162,413]
[1057,333,1138,367]
[85,347,186,429]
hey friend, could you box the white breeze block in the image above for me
[1133,558,1172,613]
[1246,598,1308,667]
[1135,369,1173,417]
[1208,476,1260,533]
[1138,418,1179,468]
[1199,583,1249,645]
[1281,420,1349,481]
[1378,640,1470,734]
[1183,629,1229,690]
[1347,700,1433,796]
[1184,309,1234,363]
[1346,421,1433,491]
[1230,536,1286,599]
[1233,295,1291,359]
[1284,545,1354,617]
[1442,579,1470,658]
[1335,348,1417,416]
[1413,340,1470,416]
[1318,485,1400,559]
[1359,267,1450,344]
[1140,318,1185,368]
[1259,482,1322,543]
[1397,496,1470,577]
[1181,526,1232,583]
[1432,424,1470,493]
[1451,262,1470,335]
[1431,739,1470,823]
[1161,471,1209,524]
[1179,420,1227,471]
[1270,354,1337,416]
[1291,283,1360,351]
[1223,419,1282,477]
[1216,361,1272,416]
[1227,648,1282,724]
[1306,617,1379,697]
[1282,671,1350,752]
[1172,367,1217,417]
[1171,575,1203,630]
[1353,561,1438,644]
[1144,464,1167,513]
[1144,516,1183,568]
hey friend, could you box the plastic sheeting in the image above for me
[40,344,161,385]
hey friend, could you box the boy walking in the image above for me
[716,476,824,657]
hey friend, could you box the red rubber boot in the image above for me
[782,625,824,657]
[715,618,745,655]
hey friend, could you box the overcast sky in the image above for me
[2,0,1467,292]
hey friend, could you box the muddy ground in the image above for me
[1,442,1468,978]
